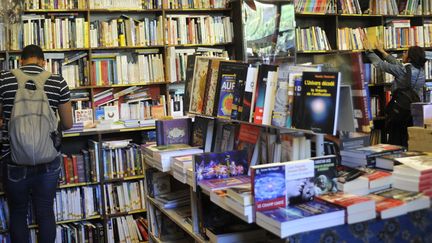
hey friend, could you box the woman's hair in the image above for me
[408,46,426,69]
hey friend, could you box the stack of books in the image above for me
[143,144,203,172]
[361,168,393,193]
[256,200,345,238]
[155,189,190,209]
[225,185,254,223]
[375,188,430,213]
[171,155,193,184]
[340,144,404,168]
[317,193,376,224]
[336,166,369,195]
[393,155,432,197]
[375,151,426,171]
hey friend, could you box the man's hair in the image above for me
[21,45,45,60]
[408,46,426,69]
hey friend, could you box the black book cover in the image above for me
[229,63,249,120]
[213,61,249,117]
[293,72,340,135]
[183,54,197,113]
[311,155,338,195]
[192,116,212,148]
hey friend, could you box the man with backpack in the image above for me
[363,39,426,147]
[0,45,73,242]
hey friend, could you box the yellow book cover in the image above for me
[366,26,383,48]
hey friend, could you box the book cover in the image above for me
[191,116,212,148]
[236,124,261,167]
[259,200,343,223]
[375,188,425,202]
[213,61,248,118]
[216,74,236,119]
[253,64,278,124]
[74,109,93,127]
[314,53,371,132]
[395,156,432,172]
[155,118,192,146]
[272,79,290,127]
[241,66,258,122]
[312,155,338,195]
[252,159,315,211]
[190,57,223,114]
[203,59,223,116]
[104,106,119,122]
[230,63,249,120]
[317,193,373,208]
[183,54,197,113]
[293,72,341,135]
[366,194,405,214]
[195,150,249,182]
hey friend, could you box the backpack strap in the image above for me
[11,69,52,91]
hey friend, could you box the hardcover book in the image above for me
[155,118,192,146]
[252,159,315,211]
[292,72,341,135]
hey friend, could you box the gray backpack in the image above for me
[9,69,59,165]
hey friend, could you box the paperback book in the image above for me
[155,118,192,146]
[251,159,315,211]
[292,72,341,135]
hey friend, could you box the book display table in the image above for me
[286,208,432,242]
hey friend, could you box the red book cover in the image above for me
[317,193,372,208]
[67,157,74,184]
[71,155,79,184]
[136,219,149,240]
[367,194,404,213]
[365,171,392,181]
[101,60,108,86]
[237,124,261,166]
[94,94,114,107]
[62,154,70,184]
[91,62,96,86]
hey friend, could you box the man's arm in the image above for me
[58,101,73,130]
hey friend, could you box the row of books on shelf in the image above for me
[411,102,432,127]
[166,46,228,82]
[24,0,229,10]
[7,13,233,50]
[54,186,101,222]
[165,15,233,45]
[21,15,88,50]
[296,26,332,51]
[24,0,87,10]
[90,52,165,86]
[106,216,149,243]
[55,221,105,243]
[103,181,146,215]
[90,16,163,48]
[60,148,99,185]
[294,0,432,15]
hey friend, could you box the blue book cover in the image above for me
[253,165,287,211]
[155,118,192,146]
[260,200,343,223]
[217,74,236,119]
[195,150,249,182]
[253,159,315,211]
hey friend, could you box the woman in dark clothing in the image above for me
[363,39,426,147]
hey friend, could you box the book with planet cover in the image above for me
[292,72,341,135]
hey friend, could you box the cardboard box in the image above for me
[408,127,432,152]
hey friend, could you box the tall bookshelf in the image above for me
[0,0,243,242]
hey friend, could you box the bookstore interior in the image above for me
[2,0,432,242]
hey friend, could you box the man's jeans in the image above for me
[4,157,60,243]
